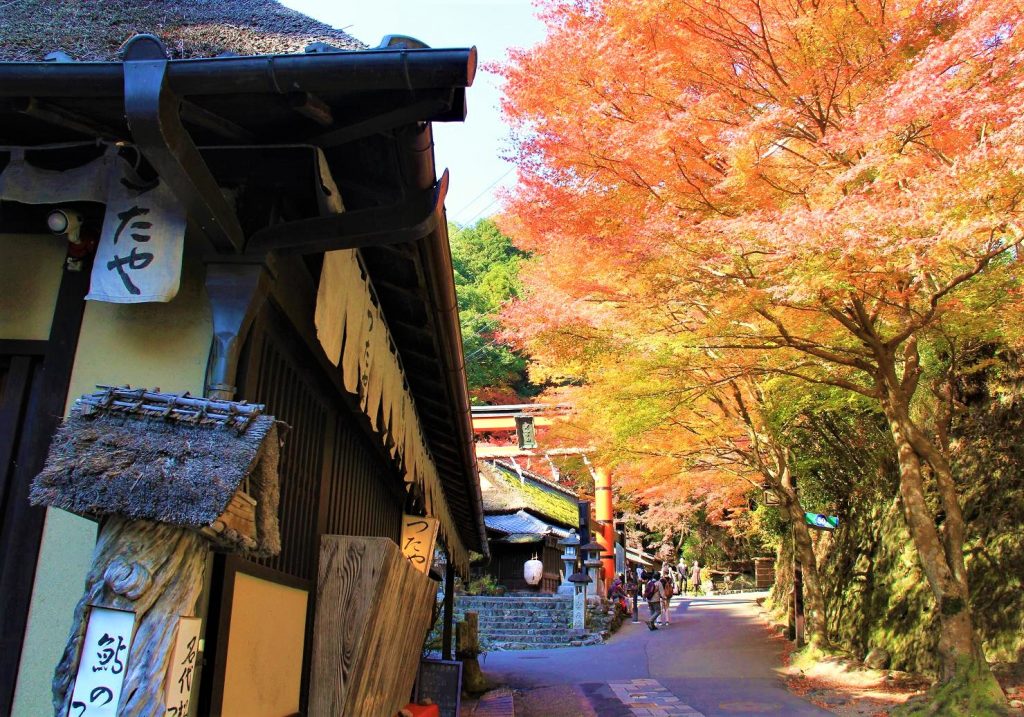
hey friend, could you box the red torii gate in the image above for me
[471,404,617,585]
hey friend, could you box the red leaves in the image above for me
[493,0,1024,525]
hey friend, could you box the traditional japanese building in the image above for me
[0,2,485,715]
[471,403,620,594]
[478,459,578,593]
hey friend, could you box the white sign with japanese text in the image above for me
[164,617,202,717]
[0,146,186,304]
[68,606,135,717]
[86,166,186,303]
[401,514,439,574]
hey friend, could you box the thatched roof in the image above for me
[30,399,282,556]
[0,0,364,62]
[479,460,579,529]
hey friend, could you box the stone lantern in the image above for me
[580,540,605,599]
[567,570,592,631]
[557,530,580,595]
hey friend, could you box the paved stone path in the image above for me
[478,592,832,716]
[472,687,516,716]
[609,679,704,716]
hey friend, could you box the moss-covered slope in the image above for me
[817,393,1024,674]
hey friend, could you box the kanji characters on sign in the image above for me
[68,607,135,717]
[164,617,202,717]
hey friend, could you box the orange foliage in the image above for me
[498,0,1024,686]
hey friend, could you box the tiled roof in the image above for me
[485,509,570,538]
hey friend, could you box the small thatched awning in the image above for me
[30,389,282,557]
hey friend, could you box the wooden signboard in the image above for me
[164,617,202,716]
[309,536,439,717]
[414,659,462,717]
[68,607,135,717]
[401,515,439,574]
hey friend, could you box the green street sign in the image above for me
[804,512,839,531]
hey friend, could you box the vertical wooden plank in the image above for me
[442,557,455,661]
[0,356,34,510]
[309,536,438,717]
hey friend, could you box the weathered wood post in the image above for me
[29,388,282,717]
[455,612,488,695]
[442,554,456,661]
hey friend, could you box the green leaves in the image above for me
[450,219,538,401]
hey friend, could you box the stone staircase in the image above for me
[455,595,603,651]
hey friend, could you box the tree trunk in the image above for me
[53,518,208,716]
[879,395,1006,714]
[780,485,830,651]
[769,536,793,612]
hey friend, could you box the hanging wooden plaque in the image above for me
[401,515,439,574]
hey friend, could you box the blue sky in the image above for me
[281,0,547,225]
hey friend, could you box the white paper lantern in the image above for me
[524,556,544,586]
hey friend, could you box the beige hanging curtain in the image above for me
[314,249,470,576]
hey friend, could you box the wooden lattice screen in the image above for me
[241,304,404,583]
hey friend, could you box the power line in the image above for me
[450,194,504,234]
[450,166,514,221]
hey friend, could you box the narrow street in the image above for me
[478,593,830,717]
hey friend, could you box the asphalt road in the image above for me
[477,592,832,717]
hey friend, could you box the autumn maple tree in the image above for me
[550,341,835,648]
[499,0,1023,710]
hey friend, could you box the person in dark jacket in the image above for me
[644,571,665,630]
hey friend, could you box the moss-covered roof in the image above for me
[0,0,364,62]
[479,460,579,529]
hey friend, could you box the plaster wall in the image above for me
[11,244,212,716]
[0,234,66,341]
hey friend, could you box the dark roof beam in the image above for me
[123,35,244,253]
[247,169,447,255]
[287,91,334,127]
[373,276,428,302]
[412,403,451,429]
[309,89,454,148]
[409,392,451,416]
[387,318,438,351]
[399,351,445,387]
[405,378,447,405]
[180,99,256,142]
[12,97,121,141]
[369,282,429,322]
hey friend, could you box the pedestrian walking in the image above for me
[605,574,623,614]
[677,559,690,594]
[627,571,640,623]
[659,573,674,625]
[691,560,702,594]
[643,571,664,630]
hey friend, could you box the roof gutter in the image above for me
[427,227,490,561]
[406,124,489,561]
[0,46,477,98]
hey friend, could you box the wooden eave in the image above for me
[0,40,487,556]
